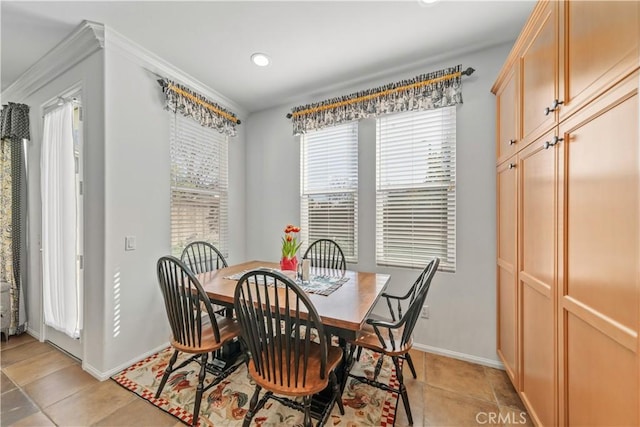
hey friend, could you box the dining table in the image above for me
[196,260,391,414]
[198,260,390,339]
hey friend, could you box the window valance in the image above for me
[158,79,240,137]
[1,103,30,142]
[288,64,472,135]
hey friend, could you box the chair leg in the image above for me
[331,370,345,415]
[356,346,362,361]
[191,352,209,427]
[405,352,418,379]
[243,385,262,427]
[155,350,179,398]
[347,343,357,367]
[373,354,384,381]
[303,396,312,427]
[393,356,413,426]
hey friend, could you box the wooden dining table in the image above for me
[197,260,390,402]
[197,260,391,341]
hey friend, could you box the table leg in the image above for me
[338,337,351,393]
[209,301,244,370]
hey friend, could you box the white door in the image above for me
[41,95,83,360]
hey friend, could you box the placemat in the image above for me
[224,267,348,296]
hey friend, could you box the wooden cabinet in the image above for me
[493,1,639,425]
[500,0,640,155]
[559,0,640,121]
[497,159,518,383]
[518,131,557,426]
[496,68,519,164]
[558,72,639,426]
[520,1,559,146]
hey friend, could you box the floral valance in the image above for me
[158,79,240,137]
[289,64,468,135]
[1,103,30,142]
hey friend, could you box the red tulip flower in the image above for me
[281,225,302,259]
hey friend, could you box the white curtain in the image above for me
[41,103,80,338]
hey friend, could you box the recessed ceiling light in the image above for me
[419,0,440,4]
[251,53,270,67]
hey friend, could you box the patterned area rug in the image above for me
[112,347,399,426]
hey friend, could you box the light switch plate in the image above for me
[125,236,136,251]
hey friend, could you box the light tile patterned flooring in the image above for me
[1,334,531,426]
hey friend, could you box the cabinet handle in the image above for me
[544,99,564,116]
[544,136,563,149]
[509,139,516,145]
[508,163,516,169]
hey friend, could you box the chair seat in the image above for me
[248,338,343,397]
[172,316,241,354]
[349,323,413,356]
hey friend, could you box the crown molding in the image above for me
[2,21,104,102]
[104,27,247,120]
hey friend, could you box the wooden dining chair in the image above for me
[346,257,439,426]
[354,257,440,378]
[155,256,242,427]
[302,239,346,272]
[181,241,228,273]
[181,241,229,315]
[234,269,345,427]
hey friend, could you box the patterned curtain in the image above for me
[0,102,29,337]
[289,64,464,135]
[158,78,240,137]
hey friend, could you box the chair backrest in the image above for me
[234,269,329,388]
[302,239,346,271]
[408,257,439,305]
[396,258,440,349]
[181,241,228,274]
[385,257,440,322]
[157,256,221,346]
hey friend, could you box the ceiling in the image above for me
[1,1,534,113]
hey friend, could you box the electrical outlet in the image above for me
[421,305,429,319]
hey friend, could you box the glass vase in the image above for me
[280,256,298,272]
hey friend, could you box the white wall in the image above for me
[246,42,512,365]
[102,46,171,372]
[101,39,247,374]
[10,49,108,372]
[4,25,247,377]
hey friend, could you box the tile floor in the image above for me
[1,334,531,426]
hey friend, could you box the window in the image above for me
[170,114,228,257]
[376,107,456,271]
[300,122,358,262]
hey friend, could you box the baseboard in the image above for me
[83,341,170,381]
[27,326,40,341]
[412,343,505,370]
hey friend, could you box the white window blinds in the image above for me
[170,114,229,258]
[301,122,358,263]
[376,107,456,271]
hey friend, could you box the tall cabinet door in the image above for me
[521,0,559,145]
[560,0,640,120]
[497,158,519,384]
[518,130,557,426]
[496,67,519,164]
[558,73,639,426]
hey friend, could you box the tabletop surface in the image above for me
[198,260,391,333]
